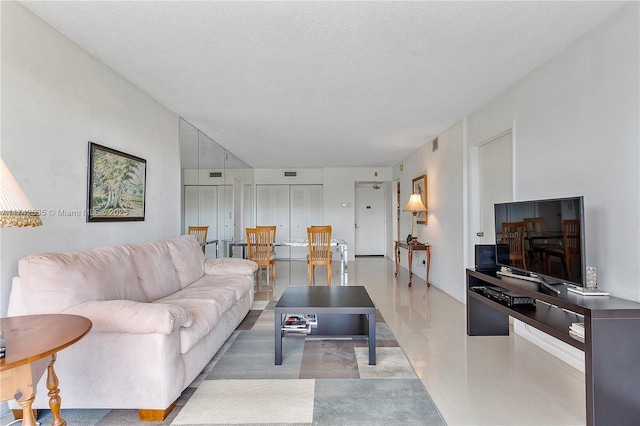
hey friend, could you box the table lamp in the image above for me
[403,193,427,242]
[1,158,42,228]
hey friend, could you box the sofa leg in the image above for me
[139,401,176,422]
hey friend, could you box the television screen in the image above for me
[494,196,585,286]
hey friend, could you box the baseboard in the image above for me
[513,319,585,373]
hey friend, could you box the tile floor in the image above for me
[255,257,586,425]
[1,256,586,425]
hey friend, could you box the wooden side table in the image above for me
[394,241,431,287]
[1,314,92,426]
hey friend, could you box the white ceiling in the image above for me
[21,1,625,169]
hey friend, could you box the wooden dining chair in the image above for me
[256,225,277,255]
[188,226,209,254]
[307,225,332,285]
[501,221,527,270]
[246,227,276,284]
[545,219,581,281]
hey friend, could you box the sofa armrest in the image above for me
[204,258,258,276]
[63,300,193,334]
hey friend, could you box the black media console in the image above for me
[466,268,640,426]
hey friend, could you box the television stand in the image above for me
[496,269,561,295]
[467,268,640,425]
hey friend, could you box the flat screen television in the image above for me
[494,196,586,286]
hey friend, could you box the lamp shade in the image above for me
[403,193,427,213]
[1,158,42,227]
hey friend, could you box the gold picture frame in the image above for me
[87,142,146,222]
[412,174,427,224]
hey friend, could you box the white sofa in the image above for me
[7,235,257,421]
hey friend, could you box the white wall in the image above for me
[392,3,639,304]
[392,122,467,302]
[0,2,181,315]
[466,2,639,301]
[253,167,393,262]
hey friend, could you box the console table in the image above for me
[394,241,431,287]
[1,314,92,426]
[466,269,640,425]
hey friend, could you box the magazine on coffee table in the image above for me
[282,314,317,334]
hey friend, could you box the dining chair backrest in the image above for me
[246,227,277,283]
[307,225,332,285]
[188,226,209,253]
[307,226,332,261]
[256,225,277,252]
[246,228,272,260]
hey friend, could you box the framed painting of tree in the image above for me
[87,142,146,222]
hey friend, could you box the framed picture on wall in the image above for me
[87,142,146,222]
[412,174,427,224]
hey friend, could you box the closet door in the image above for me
[256,185,290,258]
[290,185,323,259]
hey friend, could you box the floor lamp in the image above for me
[403,193,427,243]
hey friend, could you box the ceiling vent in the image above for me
[209,172,223,178]
[284,171,298,178]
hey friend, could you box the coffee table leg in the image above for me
[368,312,376,365]
[275,312,282,365]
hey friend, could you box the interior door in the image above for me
[355,185,386,255]
[479,132,513,244]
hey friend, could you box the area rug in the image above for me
[20,301,445,426]
[171,301,445,425]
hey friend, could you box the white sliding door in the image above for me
[256,184,323,259]
[256,185,290,258]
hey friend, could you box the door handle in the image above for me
[476,232,484,237]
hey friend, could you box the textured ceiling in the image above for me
[21,1,624,168]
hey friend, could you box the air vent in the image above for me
[284,171,297,177]
[209,172,223,178]
[432,137,439,152]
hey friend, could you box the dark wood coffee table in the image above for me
[274,285,376,365]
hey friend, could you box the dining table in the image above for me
[226,239,348,284]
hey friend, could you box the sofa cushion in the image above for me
[167,235,205,288]
[154,284,239,353]
[204,258,258,276]
[189,275,253,302]
[127,240,181,301]
[18,245,146,313]
[64,300,193,334]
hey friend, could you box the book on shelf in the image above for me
[282,314,317,334]
[569,329,585,343]
[569,322,585,342]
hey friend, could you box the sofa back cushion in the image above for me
[18,245,146,313]
[127,240,181,301]
[167,235,205,288]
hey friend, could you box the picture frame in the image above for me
[412,174,427,224]
[87,142,146,222]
